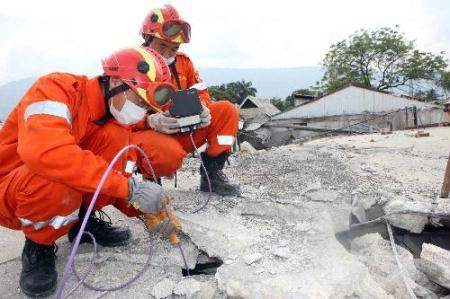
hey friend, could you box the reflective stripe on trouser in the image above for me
[131,100,239,178]
[0,165,82,245]
[0,121,142,245]
[19,209,79,230]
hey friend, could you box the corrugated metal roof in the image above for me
[273,85,443,120]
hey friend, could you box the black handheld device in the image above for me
[169,89,203,132]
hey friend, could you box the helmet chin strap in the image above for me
[105,82,130,101]
[95,76,131,126]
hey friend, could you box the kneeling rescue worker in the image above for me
[0,47,178,297]
[132,4,241,196]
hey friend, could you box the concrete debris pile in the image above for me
[1,127,450,298]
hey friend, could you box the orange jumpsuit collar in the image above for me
[85,76,107,121]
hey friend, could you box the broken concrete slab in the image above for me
[384,199,430,233]
[416,243,450,289]
[152,278,176,299]
[175,209,261,258]
[239,141,257,153]
[173,277,217,299]
[350,233,421,298]
[215,211,390,298]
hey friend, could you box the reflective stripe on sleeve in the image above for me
[19,209,79,230]
[24,100,72,127]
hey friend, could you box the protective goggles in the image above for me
[162,20,191,43]
[145,82,177,111]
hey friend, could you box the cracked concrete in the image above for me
[1,127,450,298]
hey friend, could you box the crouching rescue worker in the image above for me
[131,4,241,196]
[0,47,178,297]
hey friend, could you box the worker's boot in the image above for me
[199,152,241,196]
[68,207,131,247]
[20,238,57,298]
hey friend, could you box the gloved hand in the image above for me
[128,177,164,214]
[147,112,180,134]
[198,105,211,128]
[144,209,181,244]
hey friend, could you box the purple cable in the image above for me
[188,132,213,213]
[56,145,162,298]
[64,232,97,298]
[70,229,154,293]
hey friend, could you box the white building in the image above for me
[241,85,448,149]
[273,85,442,120]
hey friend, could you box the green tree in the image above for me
[439,71,450,96]
[270,97,286,111]
[234,79,257,104]
[208,80,257,104]
[321,26,448,93]
[286,88,315,106]
[208,84,236,103]
[415,88,439,101]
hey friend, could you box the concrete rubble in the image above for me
[1,127,450,298]
[350,233,431,298]
[238,141,257,154]
[416,243,450,289]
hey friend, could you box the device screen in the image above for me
[169,89,203,117]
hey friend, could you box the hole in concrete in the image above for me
[182,251,223,276]
[336,220,450,255]
[335,219,388,249]
[335,221,450,296]
[394,225,450,258]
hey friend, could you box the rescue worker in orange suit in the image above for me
[0,47,178,297]
[132,4,241,196]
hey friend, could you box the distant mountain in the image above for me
[0,67,323,121]
[0,77,36,121]
[199,66,323,99]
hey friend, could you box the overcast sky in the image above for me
[0,0,449,85]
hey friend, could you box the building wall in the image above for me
[240,107,447,149]
[278,108,448,140]
[273,86,442,120]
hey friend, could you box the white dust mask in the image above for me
[164,56,176,66]
[110,95,147,125]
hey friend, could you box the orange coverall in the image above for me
[0,73,139,245]
[132,52,239,178]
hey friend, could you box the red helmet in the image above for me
[102,47,176,111]
[140,4,191,44]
